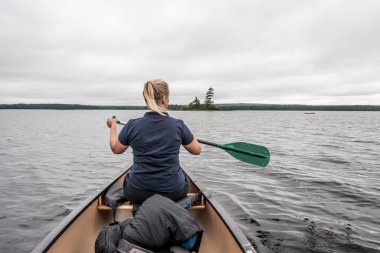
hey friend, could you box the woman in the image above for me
[107,79,201,204]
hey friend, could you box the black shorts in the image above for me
[123,177,189,205]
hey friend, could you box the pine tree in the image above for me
[188,96,201,110]
[204,87,215,110]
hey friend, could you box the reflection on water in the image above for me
[0,110,379,252]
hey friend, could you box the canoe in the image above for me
[33,164,257,253]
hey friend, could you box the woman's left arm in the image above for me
[107,117,128,154]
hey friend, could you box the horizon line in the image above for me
[1,102,380,107]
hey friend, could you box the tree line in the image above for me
[215,104,380,111]
[0,103,147,110]
[1,103,379,111]
[1,91,380,112]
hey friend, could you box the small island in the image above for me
[183,87,218,111]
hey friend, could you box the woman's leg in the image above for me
[124,180,189,204]
[160,181,189,202]
[123,179,155,204]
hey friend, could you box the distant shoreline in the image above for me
[1,103,379,111]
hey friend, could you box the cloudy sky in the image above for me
[1,0,379,106]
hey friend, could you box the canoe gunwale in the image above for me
[32,165,131,253]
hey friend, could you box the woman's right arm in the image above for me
[107,117,128,154]
[184,137,202,155]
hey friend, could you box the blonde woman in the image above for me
[107,79,201,204]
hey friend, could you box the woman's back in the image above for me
[119,112,194,192]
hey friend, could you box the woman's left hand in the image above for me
[106,117,117,128]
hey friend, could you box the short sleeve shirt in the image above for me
[118,112,194,192]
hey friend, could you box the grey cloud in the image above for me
[0,0,379,105]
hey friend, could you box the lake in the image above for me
[0,110,379,253]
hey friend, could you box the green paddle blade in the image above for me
[222,142,270,167]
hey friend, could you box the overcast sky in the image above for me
[1,0,379,105]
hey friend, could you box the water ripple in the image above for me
[1,110,380,253]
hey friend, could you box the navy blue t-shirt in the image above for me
[118,112,194,192]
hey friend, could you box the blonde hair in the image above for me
[143,79,169,116]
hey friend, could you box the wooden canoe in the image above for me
[33,165,257,253]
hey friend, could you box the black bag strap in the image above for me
[117,239,154,253]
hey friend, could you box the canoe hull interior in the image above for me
[34,166,256,253]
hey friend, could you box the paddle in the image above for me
[197,139,270,167]
[113,117,270,167]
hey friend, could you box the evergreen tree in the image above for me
[204,87,215,109]
[188,96,202,110]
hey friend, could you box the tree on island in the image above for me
[184,87,217,110]
[204,87,216,110]
[188,96,201,110]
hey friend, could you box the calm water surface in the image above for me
[0,110,379,253]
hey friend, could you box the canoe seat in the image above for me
[97,193,205,211]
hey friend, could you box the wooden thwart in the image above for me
[97,193,205,211]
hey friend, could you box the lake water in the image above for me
[0,110,379,253]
